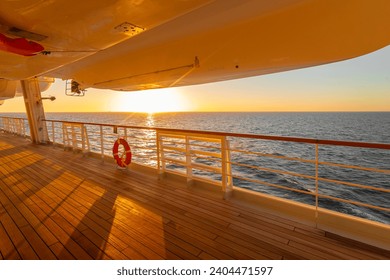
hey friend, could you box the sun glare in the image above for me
[110,88,190,113]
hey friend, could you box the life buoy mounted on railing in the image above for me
[112,138,132,168]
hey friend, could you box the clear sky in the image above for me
[1,45,390,113]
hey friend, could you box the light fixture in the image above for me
[40,96,56,101]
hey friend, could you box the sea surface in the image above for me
[1,111,389,224]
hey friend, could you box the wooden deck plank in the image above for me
[0,222,21,260]
[18,224,57,259]
[1,180,60,248]
[0,166,95,260]
[164,224,252,259]
[33,208,94,260]
[1,179,90,259]
[0,213,39,259]
[49,242,75,260]
[1,134,390,260]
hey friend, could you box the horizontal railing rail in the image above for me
[1,116,389,225]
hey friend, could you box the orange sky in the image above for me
[1,46,390,113]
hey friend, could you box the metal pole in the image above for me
[100,125,104,161]
[186,136,193,185]
[315,144,319,224]
[221,137,232,199]
[52,121,55,146]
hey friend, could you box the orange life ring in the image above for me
[112,138,132,167]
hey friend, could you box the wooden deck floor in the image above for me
[1,133,390,260]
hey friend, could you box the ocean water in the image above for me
[36,111,389,142]
[3,111,389,141]
[1,111,390,224]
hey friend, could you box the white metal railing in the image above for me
[156,130,233,197]
[0,117,28,137]
[41,119,159,166]
[1,116,389,225]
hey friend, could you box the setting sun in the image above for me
[109,88,191,113]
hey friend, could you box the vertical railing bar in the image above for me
[221,136,233,199]
[81,124,85,153]
[221,137,227,194]
[26,118,30,138]
[186,135,193,185]
[153,129,157,168]
[62,123,66,150]
[85,125,90,153]
[162,136,167,173]
[71,125,75,149]
[100,125,104,161]
[51,121,55,146]
[20,119,23,136]
[10,118,14,134]
[226,138,233,190]
[315,143,319,225]
[158,132,167,176]
[8,118,12,134]
[15,118,19,135]
[156,131,161,175]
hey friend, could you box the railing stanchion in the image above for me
[100,125,104,161]
[156,131,165,178]
[22,119,25,137]
[81,124,85,153]
[222,137,233,199]
[185,136,193,185]
[51,121,55,146]
[315,143,319,224]
[156,131,160,175]
[62,123,66,149]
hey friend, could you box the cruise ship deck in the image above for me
[1,132,390,260]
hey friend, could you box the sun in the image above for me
[110,88,190,113]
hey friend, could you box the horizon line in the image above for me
[1,110,390,114]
